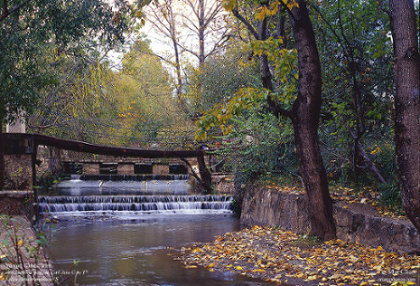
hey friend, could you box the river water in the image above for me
[47,213,269,285]
[43,177,269,285]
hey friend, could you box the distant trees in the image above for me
[389,0,420,232]
[28,39,190,149]
[146,0,184,98]
[144,0,231,115]
[0,0,132,189]
[115,39,190,147]
[179,0,230,67]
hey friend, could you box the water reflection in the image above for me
[48,215,269,285]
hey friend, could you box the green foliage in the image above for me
[251,39,298,107]
[36,172,63,196]
[293,234,322,247]
[193,27,299,185]
[195,87,268,141]
[216,111,295,182]
[314,0,395,186]
[194,38,298,141]
[0,0,132,124]
[377,182,403,214]
[373,143,397,182]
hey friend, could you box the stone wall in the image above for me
[0,191,34,219]
[4,154,33,190]
[241,186,420,255]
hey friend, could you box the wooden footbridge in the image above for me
[2,133,212,192]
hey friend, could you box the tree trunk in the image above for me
[0,125,4,190]
[197,154,212,193]
[231,0,336,239]
[390,0,420,232]
[290,0,336,240]
[171,24,183,98]
[258,15,274,91]
[198,0,205,67]
[172,36,190,115]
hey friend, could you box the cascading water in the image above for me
[39,174,233,219]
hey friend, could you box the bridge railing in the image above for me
[4,133,204,158]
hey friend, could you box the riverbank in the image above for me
[241,185,420,254]
[0,215,54,285]
[0,190,54,285]
[179,225,419,285]
[178,185,420,285]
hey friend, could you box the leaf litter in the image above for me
[175,225,419,285]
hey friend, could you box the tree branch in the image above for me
[0,0,30,23]
[232,7,258,39]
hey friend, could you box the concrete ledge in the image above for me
[241,186,420,254]
[0,190,32,199]
[117,163,134,175]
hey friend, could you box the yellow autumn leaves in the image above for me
[222,0,299,16]
[267,184,406,220]
[180,225,419,285]
[255,1,299,21]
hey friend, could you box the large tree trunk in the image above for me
[0,108,4,190]
[390,0,420,232]
[290,0,336,240]
[231,0,336,239]
[0,126,4,190]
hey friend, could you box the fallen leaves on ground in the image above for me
[329,186,406,219]
[177,226,419,285]
[266,184,406,220]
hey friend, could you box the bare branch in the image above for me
[232,7,258,39]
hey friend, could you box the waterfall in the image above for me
[39,195,232,212]
[39,175,233,219]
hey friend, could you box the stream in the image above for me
[42,176,269,285]
[47,215,268,285]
